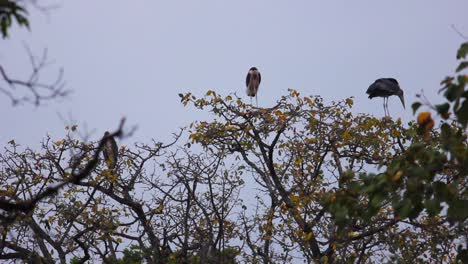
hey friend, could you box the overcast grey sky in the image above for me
[1,1,467,147]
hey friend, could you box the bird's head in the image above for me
[397,89,405,109]
[249,67,258,71]
[104,131,110,136]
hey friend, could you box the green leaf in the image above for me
[457,248,468,263]
[447,199,468,221]
[433,181,451,202]
[424,199,442,216]
[13,13,29,28]
[456,42,468,59]
[440,76,454,87]
[1,16,8,38]
[444,84,463,102]
[370,193,385,208]
[458,74,467,86]
[455,99,468,127]
[456,61,468,72]
[395,199,412,219]
[411,102,422,114]
[0,1,29,38]
[435,103,449,116]
[15,5,28,14]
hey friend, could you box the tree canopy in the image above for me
[0,3,466,263]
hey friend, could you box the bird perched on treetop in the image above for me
[366,78,405,116]
[102,131,118,170]
[246,67,261,106]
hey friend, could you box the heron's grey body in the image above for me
[367,78,405,116]
[103,131,118,170]
[246,67,261,106]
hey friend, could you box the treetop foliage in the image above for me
[0,3,466,262]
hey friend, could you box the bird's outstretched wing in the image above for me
[246,72,251,87]
[258,72,261,84]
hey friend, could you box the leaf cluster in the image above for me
[0,0,29,38]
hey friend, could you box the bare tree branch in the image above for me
[0,47,69,106]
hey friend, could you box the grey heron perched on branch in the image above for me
[366,78,405,116]
[246,67,261,106]
[103,131,118,170]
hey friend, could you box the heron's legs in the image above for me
[383,98,387,116]
[383,97,391,117]
[250,96,252,106]
[386,97,390,116]
[384,97,387,116]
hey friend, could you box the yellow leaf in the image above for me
[305,97,314,106]
[280,202,288,211]
[305,138,317,144]
[226,125,237,131]
[290,195,300,205]
[154,202,164,214]
[102,170,112,178]
[290,89,299,97]
[55,140,64,146]
[345,98,354,106]
[393,171,403,181]
[305,232,314,241]
[294,158,303,168]
[391,129,401,137]
[199,219,206,226]
[417,112,434,131]
[343,130,351,141]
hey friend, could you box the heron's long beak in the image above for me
[399,94,405,109]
